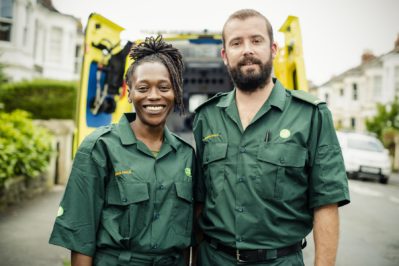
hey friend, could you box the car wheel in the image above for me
[379,176,389,184]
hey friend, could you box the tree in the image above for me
[366,98,399,156]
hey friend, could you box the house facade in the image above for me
[317,38,399,132]
[0,0,83,81]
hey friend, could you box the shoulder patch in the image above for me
[171,132,195,150]
[194,92,228,112]
[290,90,325,106]
[79,125,112,152]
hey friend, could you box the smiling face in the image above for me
[128,61,175,129]
[221,16,277,92]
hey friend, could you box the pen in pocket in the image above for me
[264,130,271,143]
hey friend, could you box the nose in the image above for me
[242,40,254,56]
[148,87,161,100]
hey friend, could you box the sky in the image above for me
[52,0,399,85]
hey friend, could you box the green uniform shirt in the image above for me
[49,113,196,257]
[193,79,350,250]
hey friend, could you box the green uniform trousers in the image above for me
[93,249,185,266]
[197,241,304,266]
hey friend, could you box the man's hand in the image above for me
[313,203,339,266]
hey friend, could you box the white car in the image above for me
[336,131,391,184]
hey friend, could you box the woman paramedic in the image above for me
[49,35,196,266]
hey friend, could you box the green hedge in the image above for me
[0,79,77,119]
[0,110,53,183]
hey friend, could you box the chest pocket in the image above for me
[173,181,193,237]
[106,179,150,239]
[256,143,307,200]
[203,142,228,200]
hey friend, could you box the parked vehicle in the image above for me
[336,131,391,184]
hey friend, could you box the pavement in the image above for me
[0,186,68,266]
[1,173,398,266]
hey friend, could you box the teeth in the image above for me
[145,106,164,111]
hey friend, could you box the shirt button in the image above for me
[238,176,245,182]
[151,244,158,249]
[239,146,246,153]
[122,198,127,202]
[279,157,285,164]
[159,185,165,190]
[153,212,160,220]
[237,237,243,242]
[236,207,244,212]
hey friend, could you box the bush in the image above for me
[0,110,53,184]
[0,79,77,119]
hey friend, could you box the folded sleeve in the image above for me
[308,104,350,209]
[49,142,107,256]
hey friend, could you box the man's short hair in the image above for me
[222,9,274,47]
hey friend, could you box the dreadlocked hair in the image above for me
[125,35,185,114]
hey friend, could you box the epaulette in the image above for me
[79,125,112,152]
[194,92,229,112]
[290,90,325,106]
[171,132,195,150]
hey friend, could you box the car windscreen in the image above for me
[347,137,384,152]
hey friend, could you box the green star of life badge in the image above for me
[185,168,192,177]
[57,206,64,217]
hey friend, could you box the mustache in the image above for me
[237,56,263,67]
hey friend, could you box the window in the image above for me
[23,3,32,46]
[352,83,358,100]
[395,66,399,98]
[373,76,382,98]
[347,137,384,152]
[339,88,344,97]
[74,44,81,74]
[324,93,329,105]
[0,0,13,42]
[49,27,62,62]
[351,117,356,129]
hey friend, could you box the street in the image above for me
[0,186,68,266]
[303,173,399,266]
[0,174,398,265]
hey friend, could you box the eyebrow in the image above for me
[228,34,265,43]
[135,78,171,84]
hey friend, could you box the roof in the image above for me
[320,49,399,87]
[37,0,59,13]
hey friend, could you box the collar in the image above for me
[118,113,178,150]
[163,126,178,151]
[267,78,286,111]
[118,113,138,145]
[215,78,287,111]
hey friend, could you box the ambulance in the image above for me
[73,14,308,153]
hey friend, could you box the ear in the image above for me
[127,89,132,103]
[271,41,278,60]
[221,48,228,66]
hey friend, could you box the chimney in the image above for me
[361,49,375,64]
[395,34,399,51]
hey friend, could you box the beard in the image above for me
[227,55,273,93]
